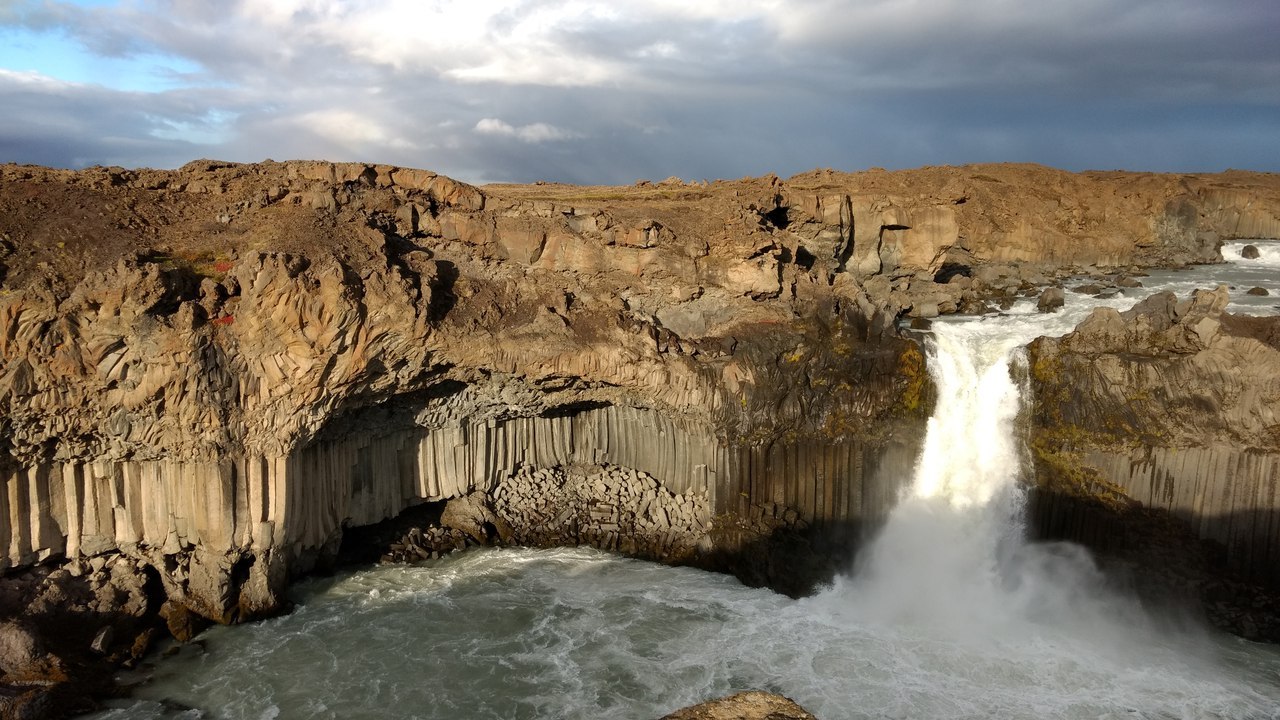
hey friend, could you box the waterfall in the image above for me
[834,307,1164,648]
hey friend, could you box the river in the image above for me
[90,244,1280,719]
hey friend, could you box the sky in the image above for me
[0,0,1277,185]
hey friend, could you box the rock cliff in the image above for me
[1,159,1279,713]
[1028,287,1280,638]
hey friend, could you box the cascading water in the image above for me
[90,282,1280,720]
[838,314,1048,636]
[825,305,1181,657]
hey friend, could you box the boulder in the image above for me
[1242,244,1261,259]
[441,492,513,544]
[909,300,939,319]
[0,621,62,683]
[659,691,817,720]
[1036,286,1065,312]
[159,600,211,643]
[1247,286,1269,296]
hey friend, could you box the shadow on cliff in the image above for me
[697,520,873,599]
[427,259,458,322]
[0,563,169,717]
[1026,486,1280,642]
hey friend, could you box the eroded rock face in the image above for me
[1028,287,1280,638]
[0,162,935,645]
[2,159,1280,707]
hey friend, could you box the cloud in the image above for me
[0,0,1276,183]
[474,118,579,143]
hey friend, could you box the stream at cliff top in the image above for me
[90,245,1280,720]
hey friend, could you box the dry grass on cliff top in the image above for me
[2,160,1279,295]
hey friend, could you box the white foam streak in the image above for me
[1224,240,1280,267]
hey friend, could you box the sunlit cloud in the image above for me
[0,0,1276,181]
[474,118,579,143]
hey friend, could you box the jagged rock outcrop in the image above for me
[1028,286,1280,638]
[1,159,1279,710]
[659,691,817,720]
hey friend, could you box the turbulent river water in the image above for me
[92,244,1280,719]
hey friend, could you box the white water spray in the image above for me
[827,301,1180,648]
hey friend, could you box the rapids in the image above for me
[89,245,1280,719]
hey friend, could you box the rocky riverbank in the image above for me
[1,159,1279,714]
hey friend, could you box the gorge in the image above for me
[2,160,1280,717]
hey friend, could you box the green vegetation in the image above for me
[896,343,928,414]
[1030,433,1133,511]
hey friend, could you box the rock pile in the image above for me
[492,464,711,563]
[369,464,713,567]
[379,525,476,564]
[0,553,161,718]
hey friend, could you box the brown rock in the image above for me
[159,600,211,643]
[0,621,63,683]
[659,691,817,720]
[1028,286,1280,618]
[441,493,512,544]
[1036,286,1065,312]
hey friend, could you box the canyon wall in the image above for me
[1,159,1280,706]
[1028,287,1280,637]
[3,160,1279,613]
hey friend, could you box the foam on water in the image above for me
[1224,240,1280,267]
[1141,239,1280,316]
[88,267,1280,720]
[93,546,1280,720]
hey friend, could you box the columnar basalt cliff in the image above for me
[1,160,1280,714]
[1028,287,1280,638]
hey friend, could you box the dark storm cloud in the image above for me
[0,0,1277,183]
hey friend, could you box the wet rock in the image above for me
[1036,286,1065,312]
[659,691,817,720]
[1247,286,1269,296]
[956,295,993,315]
[160,600,210,643]
[1242,244,1261,259]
